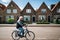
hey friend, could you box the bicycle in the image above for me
[11,24,35,40]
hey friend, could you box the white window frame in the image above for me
[13,9,17,13]
[54,15,60,18]
[57,8,60,13]
[41,9,46,13]
[23,15,30,21]
[26,9,31,13]
[6,15,14,21]
[38,15,46,20]
[7,9,11,13]
[11,4,13,7]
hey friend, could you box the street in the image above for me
[0,27,60,40]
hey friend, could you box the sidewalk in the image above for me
[0,24,60,27]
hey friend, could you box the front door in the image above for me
[32,16,35,22]
[48,16,50,22]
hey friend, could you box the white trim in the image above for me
[13,9,17,13]
[26,9,31,13]
[6,15,14,21]
[23,15,30,21]
[57,8,60,13]
[7,9,11,13]
[38,15,46,20]
[41,9,46,13]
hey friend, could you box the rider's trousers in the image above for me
[18,27,24,36]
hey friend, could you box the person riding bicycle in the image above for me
[16,16,25,36]
[12,17,35,40]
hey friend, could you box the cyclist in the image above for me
[16,16,25,36]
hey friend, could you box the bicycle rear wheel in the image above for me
[25,31,35,40]
[11,30,20,40]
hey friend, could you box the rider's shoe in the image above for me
[18,34,21,36]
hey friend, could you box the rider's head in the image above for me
[19,16,23,21]
[17,16,23,22]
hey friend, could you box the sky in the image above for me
[0,0,60,10]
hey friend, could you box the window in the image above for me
[24,15,30,21]
[11,4,13,7]
[7,9,11,13]
[6,15,14,19]
[41,9,46,13]
[6,15,14,21]
[26,9,31,13]
[54,15,60,18]
[38,15,46,20]
[57,8,60,13]
[13,9,17,13]
[58,19,60,21]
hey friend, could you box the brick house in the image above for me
[21,2,36,23]
[3,0,21,23]
[0,1,60,24]
[0,3,6,23]
[36,2,51,22]
[51,1,60,22]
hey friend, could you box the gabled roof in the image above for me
[4,0,21,11]
[37,2,50,12]
[0,3,6,11]
[51,1,60,11]
[21,2,35,12]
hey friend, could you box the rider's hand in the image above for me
[23,26,26,29]
[23,23,26,26]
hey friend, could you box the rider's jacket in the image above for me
[16,20,24,29]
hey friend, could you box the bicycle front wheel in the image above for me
[25,31,35,40]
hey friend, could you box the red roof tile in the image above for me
[0,3,6,11]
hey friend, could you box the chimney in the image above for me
[51,4,55,9]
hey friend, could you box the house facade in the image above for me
[0,0,60,24]
[21,2,36,23]
[0,3,6,23]
[3,0,21,23]
[36,2,51,22]
[51,1,60,23]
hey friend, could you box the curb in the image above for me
[0,24,60,27]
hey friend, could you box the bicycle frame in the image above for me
[17,24,29,37]
[23,25,29,37]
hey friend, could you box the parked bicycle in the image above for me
[11,24,35,40]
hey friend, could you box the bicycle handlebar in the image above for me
[25,24,28,27]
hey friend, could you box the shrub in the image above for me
[24,21,32,24]
[36,22,50,24]
[36,20,50,24]
[56,19,60,24]
[7,18,14,24]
